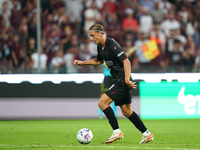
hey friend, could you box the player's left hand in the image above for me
[126,81,138,90]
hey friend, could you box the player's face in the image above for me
[88,31,102,45]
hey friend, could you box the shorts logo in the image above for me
[117,51,124,57]
[111,91,116,94]
[114,46,116,50]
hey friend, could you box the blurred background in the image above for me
[0,0,200,74]
[0,0,200,120]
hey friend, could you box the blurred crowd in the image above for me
[0,0,200,74]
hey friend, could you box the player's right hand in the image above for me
[126,81,138,90]
[74,60,83,66]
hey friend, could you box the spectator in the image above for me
[45,22,60,39]
[168,39,183,72]
[60,15,73,52]
[178,5,188,24]
[101,0,116,22]
[22,1,34,19]
[115,0,128,21]
[182,35,195,71]
[0,18,12,73]
[175,29,186,53]
[55,7,67,28]
[26,38,36,68]
[105,13,123,44]
[63,46,78,73]
[160,12,181,37]
[149,29,168,72]
[139,6,153,34]
[19,17,28,41]
[185,12,199,45]
[51,0,65,10]
[28,14,37,39]
[0,2,11,27]
[11,34,25,73]
[131,0,140,13]
[42,13,54,39]
[148,23,166,46]
[149,27,165,53]
[193,0,200,21]
[0,0,20,13]
[102,0,116,14]
[41,0,52,14]
[83,1,103,34]
[193,48,200,72]
[65,0,83,36]
[30,45,48,74]
[74,43,92,73]
[79,36,97,59]
[10,0,22,34]
[64,34,79,53]
[159,0,171,14]
[139,0,154,11]
[85,0,104,10]
[122,8,139,36]
[166,29,177,55]
[50,49,65,73]
[135,4,143,21]
[134,31,151,72]
[150,1,164,23]
[46,29,60,66]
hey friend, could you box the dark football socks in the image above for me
[103,106,119,130]
[128,111,147,133]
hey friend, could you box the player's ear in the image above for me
[99,32,102,37]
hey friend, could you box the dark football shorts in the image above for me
[105,78,132,106]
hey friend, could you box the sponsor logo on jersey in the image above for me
[105,61,113,67]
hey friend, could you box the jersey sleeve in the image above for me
[112,40,127,62]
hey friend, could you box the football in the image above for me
[77,128,93,144]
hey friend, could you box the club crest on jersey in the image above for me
[114,46,116,50]
[105,61,113,67]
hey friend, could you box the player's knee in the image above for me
[98,101,102,108]
[121,110,128,117]
[98,100,104,110]
[98,99,110,111]
[121,109,132,118]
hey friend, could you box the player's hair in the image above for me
[88,24,104,34]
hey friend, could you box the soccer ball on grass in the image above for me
[77,128,93,144]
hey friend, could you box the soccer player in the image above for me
[74,23,154,144]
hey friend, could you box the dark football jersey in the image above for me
[97,38,127,80]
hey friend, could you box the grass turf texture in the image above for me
[0,119,199,150]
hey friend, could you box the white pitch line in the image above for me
[0,144,199,150]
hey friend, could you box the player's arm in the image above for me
[74,58,104,66]
[123,58,137,90]
[125,46,137,57]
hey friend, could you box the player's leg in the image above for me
[120,103,154,144]
[98,93,123,144]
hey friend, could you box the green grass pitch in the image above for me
[0,119,200,150]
